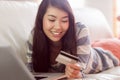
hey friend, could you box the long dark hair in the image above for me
[32,0,77,72]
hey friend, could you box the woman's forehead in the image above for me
[45,6,68,17]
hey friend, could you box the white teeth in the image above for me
[51,31,61,35]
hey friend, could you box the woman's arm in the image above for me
[76,22,91,73]
[76,22,120,74]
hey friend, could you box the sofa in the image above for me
[0,1,120,79]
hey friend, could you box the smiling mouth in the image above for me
[51,31,62,35]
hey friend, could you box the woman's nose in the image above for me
[54,21,62,30]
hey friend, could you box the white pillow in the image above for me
[0,1,38,63]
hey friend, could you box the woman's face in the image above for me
[43,6,69,42]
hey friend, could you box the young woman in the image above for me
[26,0,120,79]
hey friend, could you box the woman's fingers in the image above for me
[65,64,73,78]
[65,63,82,79]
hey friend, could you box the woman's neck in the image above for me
[49,40,62,65]
[49,40,62,47]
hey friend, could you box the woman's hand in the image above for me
[65,63,82,79]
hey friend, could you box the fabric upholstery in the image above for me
[0,1,38,62]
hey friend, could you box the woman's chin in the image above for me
[50,38,61,42]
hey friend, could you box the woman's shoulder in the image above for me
[75,22,87,35]
[75,22,86,29]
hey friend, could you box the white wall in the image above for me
[84,0,113,29]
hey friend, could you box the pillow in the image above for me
[92,38,120,60]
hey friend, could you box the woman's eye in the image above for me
[62,20,68,23]
[49,19,55,22]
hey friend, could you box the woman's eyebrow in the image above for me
[48,15,56,18]
[48,15,68,19]
[62,16,68,19]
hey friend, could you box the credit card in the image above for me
[55,51,79,65]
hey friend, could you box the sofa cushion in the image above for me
[0,1,38,63]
